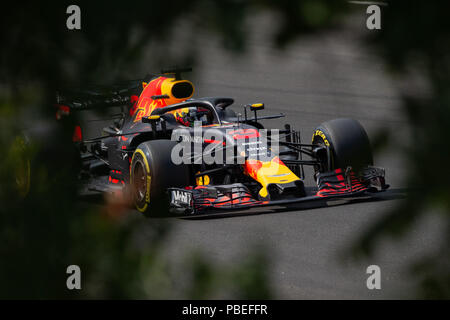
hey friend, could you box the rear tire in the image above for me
[14,124,81,198]
[130,140,190,216]
[312,118,373,172]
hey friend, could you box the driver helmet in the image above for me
[173,107,209,127]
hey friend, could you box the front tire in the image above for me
[130,140,190,216]
[312,118,373,172]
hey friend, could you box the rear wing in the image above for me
[54,80,144,142]
[55,68,193,112]
[55,80,143,111]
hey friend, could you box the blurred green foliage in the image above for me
[1,0,448,299]
[352,1,450,299]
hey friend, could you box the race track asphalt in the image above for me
[84,13,441,299]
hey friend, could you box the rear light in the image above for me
[72,125,82,142]
[55,104,70,120]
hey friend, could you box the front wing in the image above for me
[168,167,388,216]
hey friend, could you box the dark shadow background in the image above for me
[0,0,448,299]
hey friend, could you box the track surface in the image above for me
[86,14,441,299]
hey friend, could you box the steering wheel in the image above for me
[187,109,210,123]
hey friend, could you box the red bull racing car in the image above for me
[52,68,388,216]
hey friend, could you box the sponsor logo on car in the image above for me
[171,190,192,206]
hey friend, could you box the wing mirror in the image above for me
[142,115,161,123]
[142,115,166,137]
[244,103,265,123]
[249,103,264,111]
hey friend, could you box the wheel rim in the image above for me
[133,160,147,204]
[312,136,334,173]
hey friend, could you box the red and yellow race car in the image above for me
[53,68,388,216]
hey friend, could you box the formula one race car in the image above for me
[39,68,389,216]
